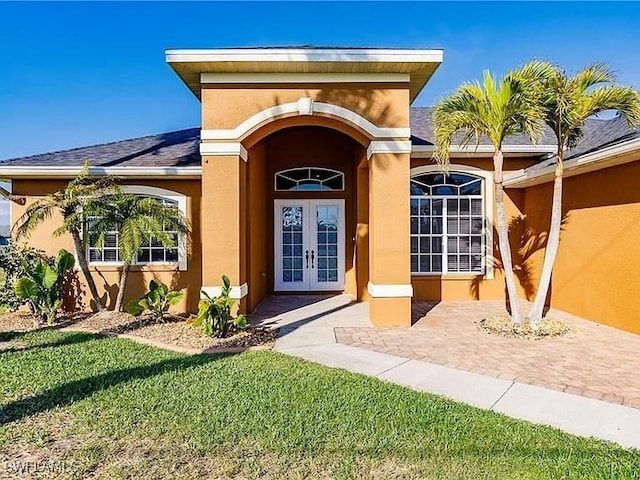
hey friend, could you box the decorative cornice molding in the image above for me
[200,98,410,141]
[200,72,410,84]
[199,142,248,161]
[367,140,413,159]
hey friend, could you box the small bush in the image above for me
[14,249,75,325]
[189,275,246,338]
[0,244,53,311]
[126,280,183,322]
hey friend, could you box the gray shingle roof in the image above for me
[0,128,200,168]
[565,116,640,159]
[410,107,557,147]
[0,109,637,169]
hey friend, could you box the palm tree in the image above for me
[433,61,554,324]
[528,64,640,325]
[85,194,189,311]
[13,163,118,311]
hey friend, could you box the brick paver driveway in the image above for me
[335,300,640,409]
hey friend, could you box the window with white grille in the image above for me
[86,186,187,270]
[410,172,485,274]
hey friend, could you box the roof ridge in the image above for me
[0,127,200,165]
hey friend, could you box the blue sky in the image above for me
[0,1,639,223]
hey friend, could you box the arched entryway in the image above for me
[244,124,368,311]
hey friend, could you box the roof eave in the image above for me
[411,144,557,158]
[504,138,640,188]
[166,47,444,103]
[0,166,202,180]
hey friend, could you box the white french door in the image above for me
[274,199,345,292]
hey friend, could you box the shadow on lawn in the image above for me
[0,331,97,353]
[0,350,224,425]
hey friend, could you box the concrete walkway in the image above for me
[252,294,640,450]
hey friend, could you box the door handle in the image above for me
[305,250,309,269]
[311,250,315,269]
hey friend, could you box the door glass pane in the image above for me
[281,206,304,283]
[315,205,339,283]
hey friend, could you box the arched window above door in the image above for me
[275,167,345,191]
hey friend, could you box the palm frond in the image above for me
[569,63,615,93]
[583,85,640,125]
[12,200,56,240]
[433,61,553,170]
[541,63,640,151]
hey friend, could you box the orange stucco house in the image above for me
[1,47,639,333]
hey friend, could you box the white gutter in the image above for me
[0,166,202,179]
[504,137,640,188]
[411,144,557,158]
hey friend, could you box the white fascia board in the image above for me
[504,137,640,188]
[0,166,202,179]
[411,144,558,158]
[167,48,444,64]
[201,73,410,84]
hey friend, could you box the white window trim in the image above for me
[409,165,494,279]
[274,167,345,192]
[86,185,188,271]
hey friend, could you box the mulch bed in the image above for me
[477,315,571,340]
[0,309,278,352]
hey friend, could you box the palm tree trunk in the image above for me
[530,161,563,326]
[114,263,131,312]
[493,150,522,324]
[70,229,105,311]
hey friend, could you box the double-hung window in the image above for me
[410,171,486,275]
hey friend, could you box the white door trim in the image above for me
[274,199,345,292]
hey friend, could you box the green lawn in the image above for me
[0,330,638,479]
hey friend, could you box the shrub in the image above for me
[126,280,183,322]
[189,275,247,338]
[0,244,52,311]
[14,249,75,325]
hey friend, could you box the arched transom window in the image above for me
[275,168,344,191]
[410,171,485,274]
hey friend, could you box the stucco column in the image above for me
[200,144,248,312]
[367,142,413,327]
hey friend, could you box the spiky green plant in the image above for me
[85,193,189,311]
[433,61,555,324]
[12,162,119,310]
[528,63,640,325]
